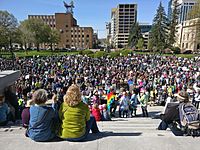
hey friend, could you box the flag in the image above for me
[107,92,115,111]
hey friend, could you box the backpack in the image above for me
[179,103,200,130]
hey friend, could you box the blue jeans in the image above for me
[65,116,99,142]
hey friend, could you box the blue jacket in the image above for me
[27,104,58,142]
[0,103,9,123]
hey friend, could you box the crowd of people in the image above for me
[0,53,200,140]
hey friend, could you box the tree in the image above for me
[25,18,51,51]
[136,38,144,50]
[150,2,169,52]
[0,10,18,49]
[187,0,200,20]
[19,20,35,50]
[128,22,142,48]
[147,38,154,51]
[48,29,60,51]
[168,0,179,48]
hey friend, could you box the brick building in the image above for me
[28,12,93,49]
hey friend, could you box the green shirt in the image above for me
[58,102,90,139]
[139,94,148,107]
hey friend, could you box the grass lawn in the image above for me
[134,51,197,59]
[13,50,198,59]
[14,50,79,58]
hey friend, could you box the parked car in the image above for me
[182,50,192,54]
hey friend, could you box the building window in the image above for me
[182,43,184,48]
[186,43,188,48]
[87,35,89,38]
[66,25,68,28]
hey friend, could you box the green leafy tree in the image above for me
[48,29,60,51]
[136,38,144,50]
[147,38,154,51]
[128,22,142,48]
[0,10,18,49]
[19,20,35,50]
[168,0,179,48]
[187,0,200,20]
[25,18,51,51]
[150,2,169,52]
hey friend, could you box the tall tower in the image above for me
[110,4,137,48]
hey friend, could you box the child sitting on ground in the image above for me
[0,94,10,126]
[92,103,101,121]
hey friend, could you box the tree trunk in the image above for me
[51,43,53,52]
[37,43,39,51]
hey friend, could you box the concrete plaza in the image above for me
[0,106,200,150]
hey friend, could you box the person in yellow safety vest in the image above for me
[167,86,173,96]
[18,98,24,107]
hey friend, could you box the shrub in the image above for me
[120,49,133,56]
[172,47,181,54]
[93,51,107,58]
[109,51,120,58]
[81,50,94,55]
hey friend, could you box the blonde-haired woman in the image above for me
[58,84,99,141]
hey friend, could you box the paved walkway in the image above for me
[0,106,200,150]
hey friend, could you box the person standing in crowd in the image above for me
[119,91,130,118]
[130,90,138,117]
[138,90,149,117]
[92,103,102,121]
[0,94,10,126]
[26,89,58,142]
[101,104,111,121]
[58,84,100,142]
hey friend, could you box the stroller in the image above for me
[179,103,200,137]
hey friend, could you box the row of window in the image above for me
[182,43,189,49]
[183,33,195,41]
[71,35,90,38]
[119,5,136,8]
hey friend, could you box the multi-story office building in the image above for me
[180,18,200,52]
[28,12,93,49]
[168,0,196,23]
[111,8,117,47]
[110,4,137,48]
[169,0,197,50]
[177,0,196,24]
[168,0,173,21]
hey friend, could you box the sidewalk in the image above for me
[0,106,200,150]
